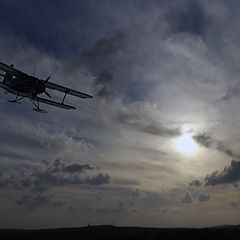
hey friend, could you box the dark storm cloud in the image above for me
[0,0,210,56]
[166,0,209,37]
[0,159,110,193]
[68,30,127,98]
[198,193,210,203]
[181,192,193,204]
[79,30,127,67]
[0,0,120,55]
[0,0,74,54]
[193,133,240,158]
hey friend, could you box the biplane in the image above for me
[0,61,93,113]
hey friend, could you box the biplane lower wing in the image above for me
[45,81,93,99]
[31,96,76,110]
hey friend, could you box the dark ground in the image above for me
[0,225,240,240]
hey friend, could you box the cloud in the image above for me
[96,202,126,214]
[0,159,110,193]
[68,30,127,99]
[0,116,95,162]
[168,207,186,215]
[190,160,240,186]
[116,110,180,137]
[111,101,180,137]
[128,189,168,209]
[230,201,239,208]
[132,188,141,198]
[193,133,240,158]
[204,160,240,186]
[95,70,115,97]
[15,194,65,210]
[69,201,126,214]
[166,0,209,37]
[62,29,184,138]
[198,193,210,203]
[233,182,239,189]
[181,192,193,204]
[221,84,240,101]
[189,179,201,187]
[0,1,119,56]
[78,30,127,69]
[62,163,93,173]
[84,173,110,186]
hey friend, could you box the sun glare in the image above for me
[175,133,198,155]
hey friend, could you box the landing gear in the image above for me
[33,108,47,114]
[30,98,47,113]
[8,92,24,104]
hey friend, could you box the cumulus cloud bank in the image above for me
[190,160,240,186]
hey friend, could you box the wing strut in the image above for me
[61,90,69,104]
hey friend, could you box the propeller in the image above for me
[42,76,51,98]
[44,90,52,99]
[45,76,51,82]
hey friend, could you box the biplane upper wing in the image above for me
[31,96,76,110]
[45,81,93,98]
[0,61,28,78]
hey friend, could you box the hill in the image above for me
[0,225,239,240]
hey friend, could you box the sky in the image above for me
[0,0,239,229]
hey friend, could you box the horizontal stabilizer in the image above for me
[31,97,76,110]
[45,81,93,98]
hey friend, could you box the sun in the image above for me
[175,133,198,155]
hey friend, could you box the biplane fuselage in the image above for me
[2,76,45,97]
